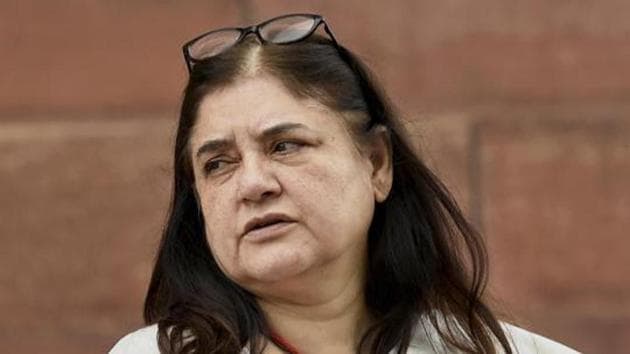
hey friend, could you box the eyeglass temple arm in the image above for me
[322,21,339,46]
[183,47,193,73]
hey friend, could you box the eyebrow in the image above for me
[195,122,309,159]
[195,139,231,159]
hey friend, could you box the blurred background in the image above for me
[1,1,628,353]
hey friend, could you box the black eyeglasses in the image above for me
[182,13,339,73]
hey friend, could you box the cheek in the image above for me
[198,181,235,230]
[287,156,375,244]
[197,186,238,265]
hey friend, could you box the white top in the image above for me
[109,321,580,353]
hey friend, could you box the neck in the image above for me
[256,259,371,354]
[259,285,371,354]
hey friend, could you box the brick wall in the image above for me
[2,1,628,353]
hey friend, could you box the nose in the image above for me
[236,153,282,203]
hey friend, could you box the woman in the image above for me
[110,14,579,354]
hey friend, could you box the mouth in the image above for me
[243,213,296,238]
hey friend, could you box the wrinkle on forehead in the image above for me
[195,76,368,149]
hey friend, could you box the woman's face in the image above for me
[189,75,390,293]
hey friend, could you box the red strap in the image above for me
[270,332,300,354]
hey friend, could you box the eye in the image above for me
[203,158,231,175]
[272,141,303,154]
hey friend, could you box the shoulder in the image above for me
[108,325,251,354]
[108,324,159,354]
[408,318,580,353]
[502,322,581,354]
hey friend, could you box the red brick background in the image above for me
[2,1,629,353]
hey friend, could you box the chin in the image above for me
[238,254,315,286]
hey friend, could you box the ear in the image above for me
[367,125,393,203]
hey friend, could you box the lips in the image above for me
[242,213,296,237]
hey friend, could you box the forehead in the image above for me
[190,75,344,142]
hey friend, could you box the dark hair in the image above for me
[144,35,512,354]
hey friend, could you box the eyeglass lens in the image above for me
[188,15,318,61]
[259,16,317,43]
[188,29,242,60]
